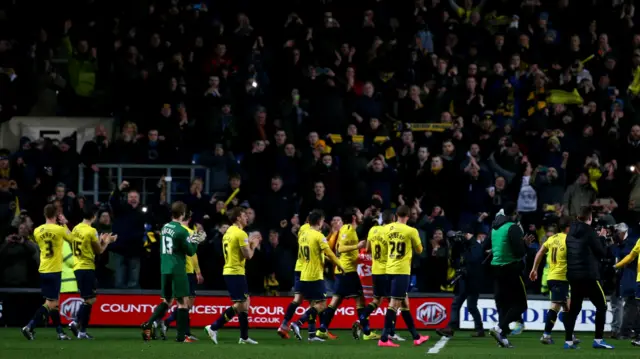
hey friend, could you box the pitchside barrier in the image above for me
[0,289,613,332]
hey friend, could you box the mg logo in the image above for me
[416,302,447,326]
[60,298,83,321]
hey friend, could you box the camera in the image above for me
[446,230,466,242]
[592,218,614,235]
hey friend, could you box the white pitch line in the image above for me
[426,336,450,354]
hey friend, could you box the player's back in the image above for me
[295,223,311,272]
[71,223,99,271]
[300,228,328,281]
[368,224,390,275]
[160,221,191,274]
[544,233,568,281]
[338,224,359,272]
[34,223,70,273]
[385,222,421,275]
[223,225,249,275]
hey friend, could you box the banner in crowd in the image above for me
[0,116,115,152]
[459,299,613,332]
[59,294,453,329]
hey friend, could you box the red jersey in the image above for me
[358,248,373,298]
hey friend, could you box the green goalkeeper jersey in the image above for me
[160,221,197,274]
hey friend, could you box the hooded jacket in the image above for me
[566,221,606,281]
[490,214,525,266]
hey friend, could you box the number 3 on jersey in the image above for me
[161,235,173,254]
[44,240,54,258]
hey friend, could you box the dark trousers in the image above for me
[621,297,640,336]
[564,279,607,341]
[492,262,528,334]
[450,280,482,330]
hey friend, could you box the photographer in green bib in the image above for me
[489,202,534,348]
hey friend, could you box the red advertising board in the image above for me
[59,294,452,329]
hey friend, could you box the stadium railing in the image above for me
[78,164,211,204]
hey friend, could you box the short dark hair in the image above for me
[82,204,99,220]
[309,209,325,226]
[342,207,358,223]
[577,206,592,222]
[396,205,411,218]
[382,209,395,224]
[503,202,517,217]
[229,173,241,181]
[228,207,245,223]
[171,201,187,220]
[558,216,571,230]
[44,204,57,220]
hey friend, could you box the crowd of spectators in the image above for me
[2,0,640,304]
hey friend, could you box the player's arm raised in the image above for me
[92,232,115,254]
[338,233,367,253]
[241,231,261,259]
[185,229,206,255]
[59,216,74,243]
[615,240,640,269]
[529,243,548,281]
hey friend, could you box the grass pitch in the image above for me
[1,328,639,358]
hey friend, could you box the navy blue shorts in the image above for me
[548,280,569,303]
[74,269,96,299]
[299,280,327,301]
[224,275,249,302]
[293,271,301,294]
[636,282,640,300]
[372,274,389,298]
[188,273,197,297]
[40,272,62,300]
[388,274,410,299]
[334,272,363,298]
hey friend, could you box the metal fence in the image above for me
[78,164,212,204]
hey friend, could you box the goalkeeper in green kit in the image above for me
[141,201,207,342]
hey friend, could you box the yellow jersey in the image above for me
[616,239,640,282]
[368,224,390,275]
[295,223,311,272]
[35,223,73,273]
[222,225,249,275]
[543,233,568,281]
[71,223,99,271]
[300,227,329,281]
[337,224,359,273]
[385,222,422,275]
[181,225,196,274]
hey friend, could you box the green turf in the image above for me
[1,328,639,358]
